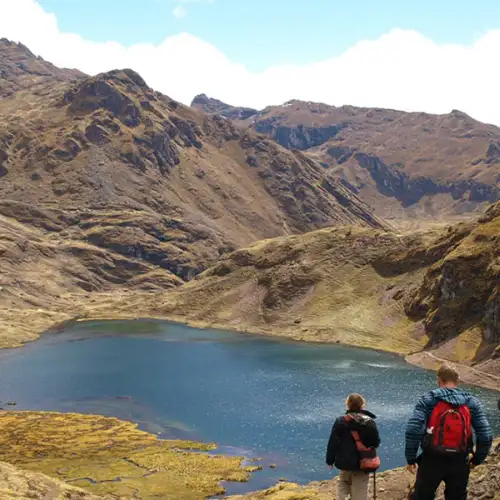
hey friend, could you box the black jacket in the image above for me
[325,409,381,471]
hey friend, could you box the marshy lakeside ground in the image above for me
[0,411,259,499]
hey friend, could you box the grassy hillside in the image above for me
[88,202,500,388]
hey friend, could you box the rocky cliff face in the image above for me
[405,201,500,355]
[348,151,500,208]
[254,117,343,150]
[194,97,500,220]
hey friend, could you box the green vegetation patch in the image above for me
[0,411,252,499]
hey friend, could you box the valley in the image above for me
[0,36,499,500]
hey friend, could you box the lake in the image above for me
[0,319,499,493]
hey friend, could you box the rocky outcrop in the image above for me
[353,152,500,207]
[405,201,500,353]
[486,140,500,163]
[255,120,344,150]
[191,94,258,120]
[0,460,106,500]
[0,147,8,177]
[65,74,142,127]
[485,289,500,344]
[0,38,83,97]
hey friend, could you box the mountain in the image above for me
[192,96,500,222]
[0,39,387,339]
[2,39,498,373]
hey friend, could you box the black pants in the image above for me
[414,453,470,500]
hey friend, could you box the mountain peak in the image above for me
[101,68,149,89]
[0,38,36,58]
[191,93,210,103]
[449,109,472,119]
[0,39,84,97]
[191,93,258,121]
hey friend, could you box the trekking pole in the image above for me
[373,472,377,500]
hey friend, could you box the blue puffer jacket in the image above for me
[405,387,493,465]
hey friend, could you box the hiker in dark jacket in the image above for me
[326,393,380,500]
[405,363,493,500]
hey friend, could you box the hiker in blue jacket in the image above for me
[405,363,493,500]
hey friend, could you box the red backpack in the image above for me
[345,414,381,473]
[350,429,381,472]
[424,401,472,456]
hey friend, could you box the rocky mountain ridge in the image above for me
[192,95,500,221]
[0,37,83,97]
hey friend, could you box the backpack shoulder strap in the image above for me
[350,429,361,439]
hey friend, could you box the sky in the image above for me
[1,0,500,125]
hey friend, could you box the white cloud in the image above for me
[1,0,500,126]
[172,5,187,19]
[171,0,215,19]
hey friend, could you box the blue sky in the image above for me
[37,0,500,72]
[2,0,500,124]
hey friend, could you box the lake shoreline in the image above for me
[2,306,500,392]
[73,314,500,391]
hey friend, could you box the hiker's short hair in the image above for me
[437,363,460,384]
[346,393,366,412]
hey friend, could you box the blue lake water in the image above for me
[0,319,498,493]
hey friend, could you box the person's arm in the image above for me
[361,420,381,448]
[469,397,493,465]
[405,395,429,465]
[326,418,340,466]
